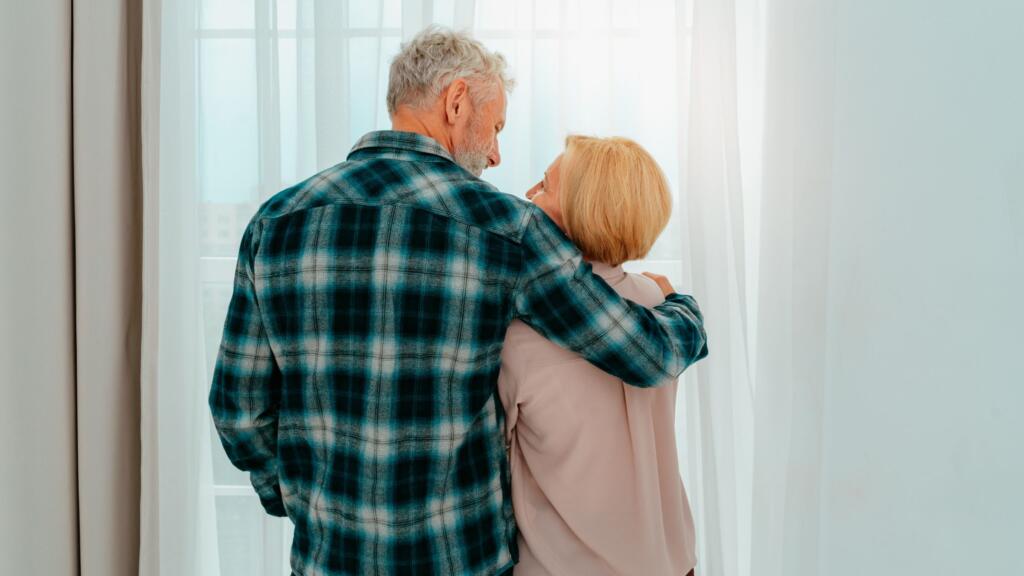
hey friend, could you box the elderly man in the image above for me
[209,27,707,576]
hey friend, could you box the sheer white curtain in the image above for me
[748,1,1024,575]
[677,0,764,572]
[748,0,834,573]
[141,1,766,574]
[142,0,222,574]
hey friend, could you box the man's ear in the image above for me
[444,78,470,125]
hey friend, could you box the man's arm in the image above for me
[513,207,708,387]
[208,219,286,516]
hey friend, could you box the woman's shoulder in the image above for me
[501,320,584,373]
[617,271,669,309]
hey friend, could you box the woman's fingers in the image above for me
[641,272,676,297]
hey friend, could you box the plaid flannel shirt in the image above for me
[209,130,708,576]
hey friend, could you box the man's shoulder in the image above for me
[248,163,350,224]
[349,154,537,243]
[250,159,538,244]
[436,176,536,243]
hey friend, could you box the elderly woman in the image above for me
[499,136,698,576]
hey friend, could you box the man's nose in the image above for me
[487,141,501,168]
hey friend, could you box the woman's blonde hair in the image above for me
[558,135,672,266]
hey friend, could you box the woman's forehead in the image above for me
[547,155,563,175]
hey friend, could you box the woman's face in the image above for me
[526,155,565,230]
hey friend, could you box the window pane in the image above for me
[567,0,610,31]
[348,0,401,29]
[534,0,561,30]
[611,36,643,135]
[297,0,315,30]
[297,37,318,178]
[200,0,255,29]
[211,426,251,486]
[635,34,680,191]
[378,36,403,127]
[640,0,679,31]
[612,0,641,29]
[528,39,563,180]
[348,37,389,138]
[348,37,380,138]
[198,39,260,206]
[382,0,401,28]
[644,211,684,263]
[280,520,296,573]
[564,34,611,134]
[277,0,296,30]
[513,1,535,30]
[475,0,516,30]
[215,495,265,576]
[349,0,380,28]
[202,280,234,373]
[279,38,299,185]
[199,203,255,258]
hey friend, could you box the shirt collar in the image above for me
[348,130,455,163]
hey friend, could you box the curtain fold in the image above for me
[140,0,223,574]
[72,0,144,573]
[1,0,143,575]
[679,0,763,573]
[749,0,836,573]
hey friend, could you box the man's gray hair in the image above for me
[387,26,515,116]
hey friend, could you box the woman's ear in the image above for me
[444,78,470,125]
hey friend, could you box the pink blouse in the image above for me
[498,262,697,576]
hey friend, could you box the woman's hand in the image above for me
[641,272,677,297]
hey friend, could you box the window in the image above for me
[193,1,693,572]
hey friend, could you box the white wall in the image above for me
[0,1,80,573]
[821,0,1024,573]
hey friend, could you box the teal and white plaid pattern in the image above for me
[209,131,708,575]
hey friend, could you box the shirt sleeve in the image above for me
[512,207,708,388]
[208,218,286,517]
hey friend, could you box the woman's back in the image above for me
[498,262,697,576]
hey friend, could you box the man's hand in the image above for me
[642,272,677,297]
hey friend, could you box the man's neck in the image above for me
[390,107,454,154]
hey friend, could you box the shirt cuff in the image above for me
[251,468,287,517]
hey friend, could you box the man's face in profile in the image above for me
[452,87,506,177]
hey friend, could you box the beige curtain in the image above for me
[0,1,78,572]
[0,1,142,575]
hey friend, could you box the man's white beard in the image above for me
[452,118,490,177]
[453,148,488,178]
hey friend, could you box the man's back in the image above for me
[210,131,708,575]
